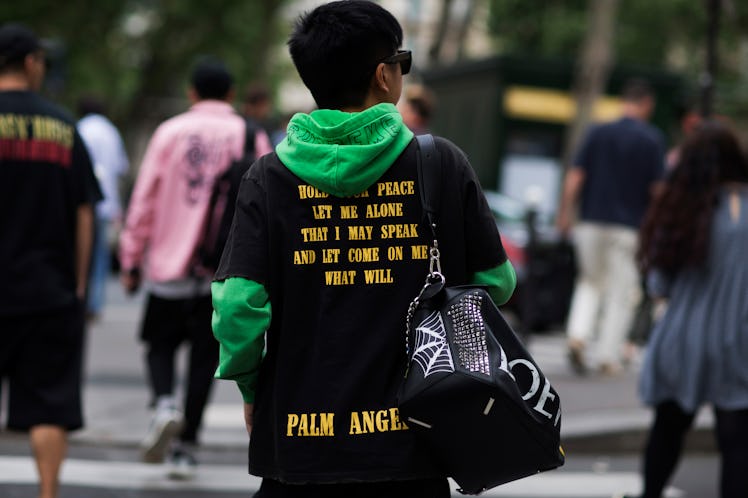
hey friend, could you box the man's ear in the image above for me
[187,86,199,104]
[372,62,391,94]
[23,53,36,74]
[23,53,44,91]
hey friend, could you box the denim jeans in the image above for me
[87,216,111,316]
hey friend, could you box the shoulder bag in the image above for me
[396,134,565,495]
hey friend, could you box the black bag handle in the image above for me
[415,134,441,242]
[406,133,446,327]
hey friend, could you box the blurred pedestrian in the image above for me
[557,78,666,376]
[242,81,276,138]
[0,23,101,498]
[626,108,703,351]
[626,121,748,498]
[270,111,295,147]
[77,94,129,322]
[398,83,435,135]
[118,55,272,479]
[211,1,516,497]
[665,108,701,171]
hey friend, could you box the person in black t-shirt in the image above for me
[0,23,101,498]
[211,2,516,496]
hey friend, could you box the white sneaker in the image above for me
[166,447,197,480]
[140,406,184,463]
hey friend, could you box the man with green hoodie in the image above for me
[211,1,516,496]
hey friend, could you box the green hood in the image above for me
[276,103,414,197]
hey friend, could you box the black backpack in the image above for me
[195,118,257,275]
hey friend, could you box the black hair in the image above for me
[408,96,431,120]
[0,23,42,74]
[190,56,234,100]
[637,121,748,274]
[287,0,403,109]
[245,82,270,105]
[621,78,654,103]
[77,94,107,117]
[405,85,436,121]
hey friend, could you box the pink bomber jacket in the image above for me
[118,100,272,282]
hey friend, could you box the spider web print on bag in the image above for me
[413,311,455,377]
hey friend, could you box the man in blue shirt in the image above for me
[557,79,665,376]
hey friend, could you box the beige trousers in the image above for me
[565,222,642,366]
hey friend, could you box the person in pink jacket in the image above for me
[118,56,272,479]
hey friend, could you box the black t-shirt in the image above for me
[0,90,101,315]
[216,136,507,483]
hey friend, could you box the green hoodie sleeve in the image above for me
[471,259,517,306]
[211,277,271,403]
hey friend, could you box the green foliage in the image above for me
[1,0,291,127]
[488,0,748,116]
[487,0,587,58]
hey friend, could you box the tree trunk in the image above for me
[562,0,620,170]
[700,0,721,118]
[456,0,477,60]
[428,0,454,66]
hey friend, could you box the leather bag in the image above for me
[397,134,565,495]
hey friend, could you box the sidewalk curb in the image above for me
[562,426,715,455]
[68,420,717,455]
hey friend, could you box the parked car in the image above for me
[484,191,576,333]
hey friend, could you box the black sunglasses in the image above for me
[381,50,412,75]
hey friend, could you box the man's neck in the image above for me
[0,73,31,91]
[621,102,649,122]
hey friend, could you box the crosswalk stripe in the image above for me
[0,456,260,492]
[467,473,682,497]
[204,403,245,429]
[0,456,683,497]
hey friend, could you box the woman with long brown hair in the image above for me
[631,121,748,498]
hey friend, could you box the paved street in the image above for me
[0,444,720,497]
[0,276,719,497]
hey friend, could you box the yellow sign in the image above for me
[503,85,622,124]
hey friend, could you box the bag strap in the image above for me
[415,134,440,240]
[405,135,444,360]
[243,118,258,157]
[415,134,443,279]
